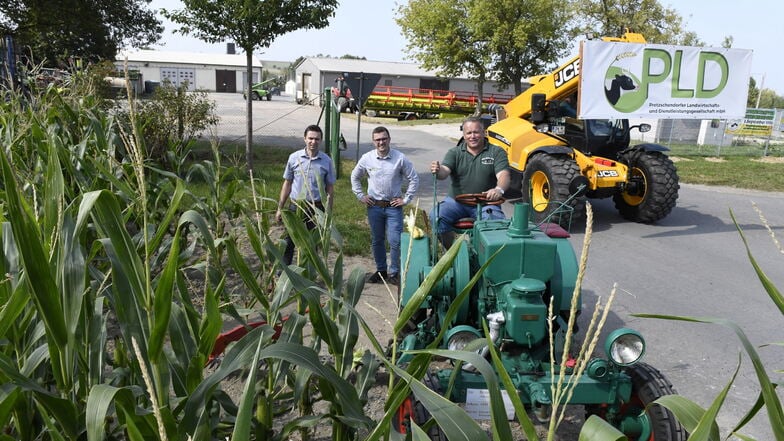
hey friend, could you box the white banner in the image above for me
[579,40,752,119]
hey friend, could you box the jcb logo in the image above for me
[597,170,619,177]
[554,59,580,88]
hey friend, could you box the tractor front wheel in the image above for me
[614,151,678,223]
[251,91,260,101]
[522,154,584,228]
[587,363,687,441]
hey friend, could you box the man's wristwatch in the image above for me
[494,186,505,196]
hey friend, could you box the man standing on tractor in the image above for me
[430,116,510,247]
[351,126,419,285]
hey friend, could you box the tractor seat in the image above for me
[453,218,475,230]
[539,222,570,238]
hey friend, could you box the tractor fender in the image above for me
[623,143,670,154]
[518,145,573,170]
[532,145,574,156]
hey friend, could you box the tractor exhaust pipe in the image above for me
[462,312,505,372]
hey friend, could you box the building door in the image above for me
[299,72,311,104]
[160,68,196,90]
[215,70,236,93]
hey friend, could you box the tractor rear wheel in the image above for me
[251,91,260,100]
[265,93,271,101]
[614,151,678,223]
[393,371,447,440]
[587,363,687,441]
[522,154,584,228]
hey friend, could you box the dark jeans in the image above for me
[282,201,324,266]
[367,205,403,274]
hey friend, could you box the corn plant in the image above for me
[631,206,784,440]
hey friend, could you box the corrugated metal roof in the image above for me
[305,57,441,78]
[117,50,262,68]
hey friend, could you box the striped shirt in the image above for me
[350,148,419,204]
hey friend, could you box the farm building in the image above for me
[291,57,519,106]
[116,45,263,93]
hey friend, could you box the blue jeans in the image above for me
[368,206,403,274]
[430,197,505,234]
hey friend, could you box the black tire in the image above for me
[265,93,271,101]
[392,371,447,440]
[522,154,585,228]
[251,91,260,101]
[613,151,679,223]
[587,363,687,441]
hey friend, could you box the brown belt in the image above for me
[370,198,392,207]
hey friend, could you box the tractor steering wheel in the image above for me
[454,193,505,207]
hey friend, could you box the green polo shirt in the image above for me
[442,139,509,197]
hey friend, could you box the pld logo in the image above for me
[604,48,730,112]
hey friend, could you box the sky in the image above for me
[147,0,783,96]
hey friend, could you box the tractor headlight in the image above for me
[605,328,645,366]
[446,326,481,351]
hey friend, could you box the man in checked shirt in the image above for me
[351,126,419,285]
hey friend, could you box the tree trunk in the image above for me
[475,73,486,115]
[245,50,254,172]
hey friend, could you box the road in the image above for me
[216,93,784,438]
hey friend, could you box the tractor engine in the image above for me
[400,203,578,362]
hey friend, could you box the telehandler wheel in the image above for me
[586,362,687,441]
[251,91,260,101]
[522,154,584,228]
[265,93,271,101]
[392,371,447,440]
[614,151,678,223]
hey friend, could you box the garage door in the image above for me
[160,68,196,91]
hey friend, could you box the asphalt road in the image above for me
[216,93,784,438]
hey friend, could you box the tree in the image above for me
[471,0,574,95]
[397,0,494,114]
[0,0,162,64]
[572,0,693,44]
[164,0,339,172]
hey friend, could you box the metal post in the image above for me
[355,72,365,162]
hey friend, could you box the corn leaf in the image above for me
[148,224,182,363]
[230,329,266,441]
[729,210,784,315]
[388,362,487,441]
[0,148,68,347]
[86,384,136,441]
[579,415,626,440]
[636,314,784,440]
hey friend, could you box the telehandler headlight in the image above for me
[605,328,645,366]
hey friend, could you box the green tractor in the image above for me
[395,198,686,440]
[244,78,277,101]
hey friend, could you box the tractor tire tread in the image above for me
[614,151,679,223]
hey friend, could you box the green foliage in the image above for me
[572,0,693,45]
[0,0,162,64]
[396,0,494,113]
[670,156,784,192]
[471,0,574,94]
[121,81,218,170]
[164,0,339,169]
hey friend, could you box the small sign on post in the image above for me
[340,72,381,161]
